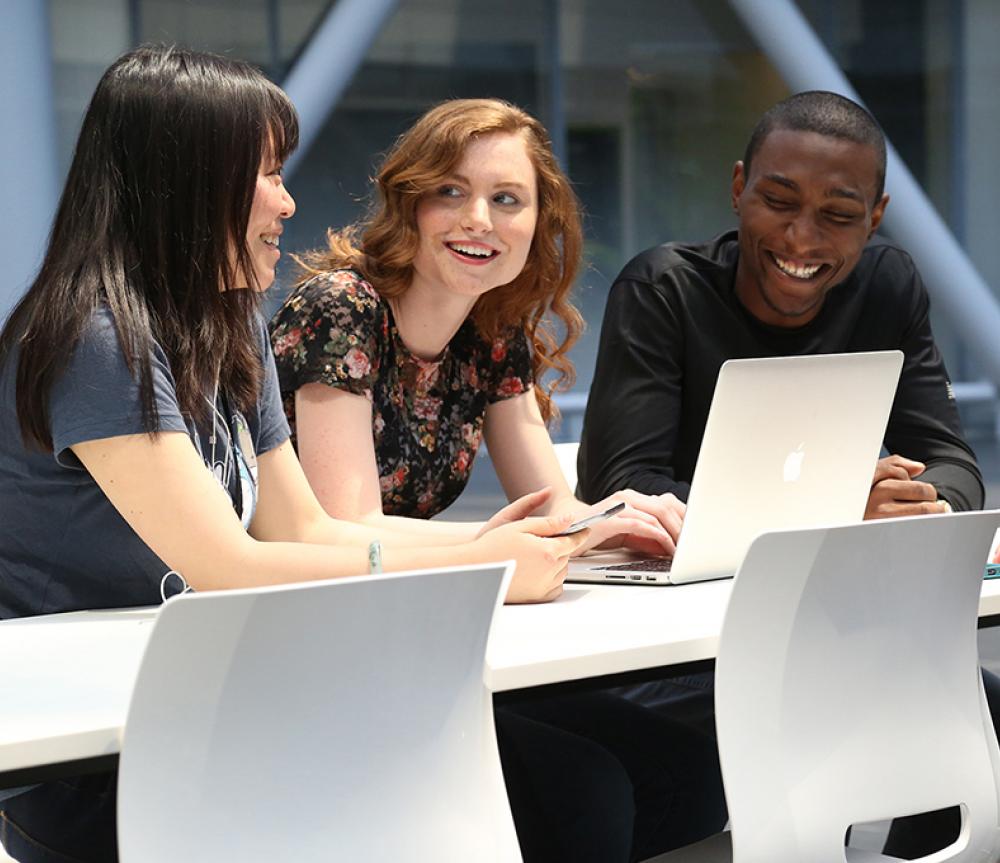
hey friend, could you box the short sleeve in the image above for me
[254,316,291,455]
[270,270,386,400]
[49,308,189,468]
[485,326,535,403]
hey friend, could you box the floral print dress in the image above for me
[270,269,534,517]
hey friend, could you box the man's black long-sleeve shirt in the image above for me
[577,231,984,512]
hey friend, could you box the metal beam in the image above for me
[1,1,59,319]
[281,0,400,180]
[728,0,1000,388]
[543,0,568,169]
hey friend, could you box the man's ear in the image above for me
[731,161,746,212]
[869,193,889,236]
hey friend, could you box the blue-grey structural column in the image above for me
[1,1,59,320]
[728,0,1000,388]
[543,0,567,169]
[282,0,400,180]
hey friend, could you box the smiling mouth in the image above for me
[446,241,499,261]
[261,234,280,248]
[769,252,826,280]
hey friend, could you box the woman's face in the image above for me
[410,131,538,302]
[244,156,296,291]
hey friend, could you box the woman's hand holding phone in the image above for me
[472,513,590,603]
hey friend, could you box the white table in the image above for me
[4,578,1000,785]
[486,577,733,692]
[0,608,155,783]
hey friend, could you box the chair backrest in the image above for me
[117,563,520,863]
[715,511,1000,863]
[552,441,579,491]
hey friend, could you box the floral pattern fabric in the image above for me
[270,269,533,517]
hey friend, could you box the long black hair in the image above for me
[0,44,298,450]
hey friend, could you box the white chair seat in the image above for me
[657,511,1000,863]
[117,563,520,863]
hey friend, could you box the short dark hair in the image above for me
[1,45,298,450]
[742,91,887,201]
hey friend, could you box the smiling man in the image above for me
[578,90,983,519]
[579,92,991,859]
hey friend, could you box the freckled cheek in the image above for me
[416,199,456,234]
[417,223,452,252]
[514,234,535,264]
[506,213,537,253]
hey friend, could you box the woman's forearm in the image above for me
[291,510,480,549]
[381,513,481,540]
[195,534,496,592]
[537,490,587,518]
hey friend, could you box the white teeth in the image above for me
[773,254,820,279]
[262,235,280,247]
[448,242,494,258]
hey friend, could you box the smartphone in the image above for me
[553,502,626,536]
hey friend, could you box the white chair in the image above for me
[652,510,1000,863]
[117,563,520,863]
[552,441,579,491]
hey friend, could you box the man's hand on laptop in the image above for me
[865,454,949,519]
[574,490,686,557]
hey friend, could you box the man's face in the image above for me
[731,128,888,328]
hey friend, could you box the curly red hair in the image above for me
[297,98,584,421]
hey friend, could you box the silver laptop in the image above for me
[569,350,904,586]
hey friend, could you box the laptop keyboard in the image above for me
[594,557,674,572]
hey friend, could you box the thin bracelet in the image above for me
[367,539,383,574]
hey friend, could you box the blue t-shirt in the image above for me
[0,308,289,618]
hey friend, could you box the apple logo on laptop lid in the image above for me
[783,443,805,483]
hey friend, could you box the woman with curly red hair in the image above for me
[269,100,727,862]
[270,98,685,561]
